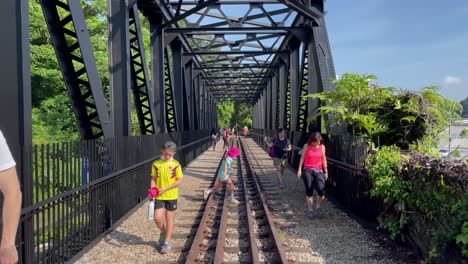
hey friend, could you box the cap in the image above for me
[227,147,240,158]
[162,141,177,151]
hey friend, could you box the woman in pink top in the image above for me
[297,132,328,219]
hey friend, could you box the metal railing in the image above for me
[4,130,211,264]
[250,129,383,222]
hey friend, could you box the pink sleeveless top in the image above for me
[304,145,324,170]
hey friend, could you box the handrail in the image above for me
[20,136,211,216]
[250,131,367,174]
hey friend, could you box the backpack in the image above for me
[268,137,277,158]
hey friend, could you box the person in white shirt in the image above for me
[0,130,22,264]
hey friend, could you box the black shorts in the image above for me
[302,168,325,197]
[155,199,178,211]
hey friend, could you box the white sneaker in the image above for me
[203,190,210,200]
[230,197,240,204]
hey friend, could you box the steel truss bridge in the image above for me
[0,0,337,263]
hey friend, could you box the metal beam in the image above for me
[40,0,112,139]
[150,22,166,133]
[0,1,32,261]
[160,0,219,29]
[129,4,156,135]
[166,27,293,34]
[278,62,288,128]
[185,50,283,56]
[289,39,300,130]
[200,8,290,28]
[276,0,322,22]
[171,39,185,131]
[109,0,131,137]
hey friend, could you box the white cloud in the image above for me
[444,76,464,85]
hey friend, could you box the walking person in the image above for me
[243,126,248,137]
[223,128,230,150]
[297,132,328,219]
[150,141,184,254]
[204,147,241,204]
[210,128,218,151]
[0,130,22,264]
[264,128,291,189]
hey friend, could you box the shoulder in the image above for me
[170,160,181,167]
[153,159,164,165]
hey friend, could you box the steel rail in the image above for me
[184,140,233,263]
[239,137,289,263]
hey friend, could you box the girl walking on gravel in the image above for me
[264,128,291,189]
[204,147,241,204]
[297,132,328,219]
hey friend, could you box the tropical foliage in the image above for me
[306,73,462,150]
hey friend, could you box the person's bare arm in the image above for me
[0,166,22,263]
[322,145,328,180]
[297,144,308,178]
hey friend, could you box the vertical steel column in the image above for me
[289,39,301,131]
[128,5,156,135]
[271,72,278,129]
[40,0,112,139]
[261,91,266,129]
[199,82,205,129]
[150,22,165,133]
[0,0,31,148]
[311,18,336,92]
[193,74,199,130]
[171,40,184,131]
[307,32,322,132]
[203,82,207,130]
[278,61,288,128]
[109,0,131,136]
[266,81,271,129]
[184,60,194,130]
[0,0,32,262]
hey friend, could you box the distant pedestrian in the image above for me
[264,128,291,189]
[210,128,218,151]
[243,126,248,137]
[297,132,328,219]
[223,128,230,150]
[204,147,241,204]
[0,130,22,264]
[150,141,184,254]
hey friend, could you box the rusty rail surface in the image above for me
[239,137,289,263]
[186,137,288,263]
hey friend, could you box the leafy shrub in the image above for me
[307,74,462,150]
[366,148,468,260]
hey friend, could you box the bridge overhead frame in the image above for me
[1,0,336,143]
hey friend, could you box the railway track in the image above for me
[184,137,288,263]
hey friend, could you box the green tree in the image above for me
[307,73,462,149]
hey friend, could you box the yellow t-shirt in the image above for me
[151,159,183,200]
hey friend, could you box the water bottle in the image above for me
[148,198,155,220]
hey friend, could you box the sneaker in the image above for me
[161,241,172,254]
[230,197,240,204]
[315,207,323,218]
[307,210,314,219]
[203,190,210,200]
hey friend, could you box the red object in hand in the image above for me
[148,187,160,198]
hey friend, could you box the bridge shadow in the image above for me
[103,230,157,249]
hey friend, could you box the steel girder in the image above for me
[128,4,156,135]
[109,0,131,137]
[0,1,33,262]
[39,0,112,139]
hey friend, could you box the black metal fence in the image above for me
[3,130,211,264]
[250,128,383,222]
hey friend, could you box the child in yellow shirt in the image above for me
[150,141,183,254]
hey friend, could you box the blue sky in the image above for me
[325,0,468,102]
